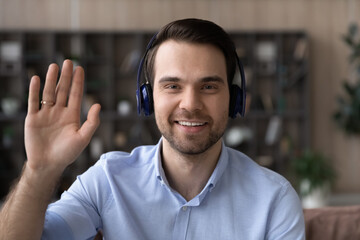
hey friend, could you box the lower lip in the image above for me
[176,122,208,134]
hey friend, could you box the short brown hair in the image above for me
[144,18,237,88]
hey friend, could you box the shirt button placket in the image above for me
[172,206,191,240]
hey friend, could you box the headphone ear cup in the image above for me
[229,84,243,119]
[140,83,154,116]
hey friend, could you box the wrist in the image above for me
[26,157,66,177]
[20,162,64,201]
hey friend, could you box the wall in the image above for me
[1,0,360,193]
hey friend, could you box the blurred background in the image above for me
[0,0,360,208]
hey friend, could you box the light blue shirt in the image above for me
[42,139,305,240]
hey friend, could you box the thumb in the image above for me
[79,104,101,142]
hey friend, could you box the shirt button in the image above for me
[182,206,188,211]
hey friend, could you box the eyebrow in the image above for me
[158,76,180,84]
[201,76,226,84]
[158,75,226,85]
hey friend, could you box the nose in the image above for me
[178,88,203,112]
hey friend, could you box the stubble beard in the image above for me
[155,111,228,156]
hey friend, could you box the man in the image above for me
[0,18,305,239]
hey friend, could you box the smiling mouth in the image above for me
[177,121,206,127]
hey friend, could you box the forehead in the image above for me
[153,40,227,83]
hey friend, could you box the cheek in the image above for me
[153,93,174,116]
[209,95,230,115]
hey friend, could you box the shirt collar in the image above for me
[154,138,229,203]
[206,140,229,191]
[154,138,172,187]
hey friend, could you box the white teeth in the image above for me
[178,121,205,127]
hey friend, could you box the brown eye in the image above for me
[203,85,215,89]
[167,84,179,89]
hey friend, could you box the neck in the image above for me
[161,138,222,201]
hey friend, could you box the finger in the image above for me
[68,66,85,112]
[55,60,73,106]
[78,104,101,143]
[41,63,59,108]
[28,76,40,114]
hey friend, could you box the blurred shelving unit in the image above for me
[229,31,310,177]
[0,31,309,199]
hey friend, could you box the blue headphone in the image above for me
[136,34,246,119]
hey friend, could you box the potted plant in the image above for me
[334,23,360,135]
[292,150,336,208]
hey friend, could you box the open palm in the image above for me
[24,60,101,172]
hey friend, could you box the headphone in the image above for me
[136,34,246,119]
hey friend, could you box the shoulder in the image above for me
[96,144,158,169]
[73,144,159,194]
[225,146,292,193]
[225,147,304,221]
[221,146,305,237]
[63,144,159,209]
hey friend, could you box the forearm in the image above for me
[0,162,63,240]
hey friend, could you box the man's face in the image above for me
[153,40,230,155]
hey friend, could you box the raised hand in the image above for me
[24,60,101,173]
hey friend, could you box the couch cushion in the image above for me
[304,205,360,240]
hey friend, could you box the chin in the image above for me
[163,133,223,156]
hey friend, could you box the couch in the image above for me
[304,205,360,240]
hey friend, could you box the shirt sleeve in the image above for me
[41,211,74,240]
[41,161,108,240]
[265,182,305,240]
